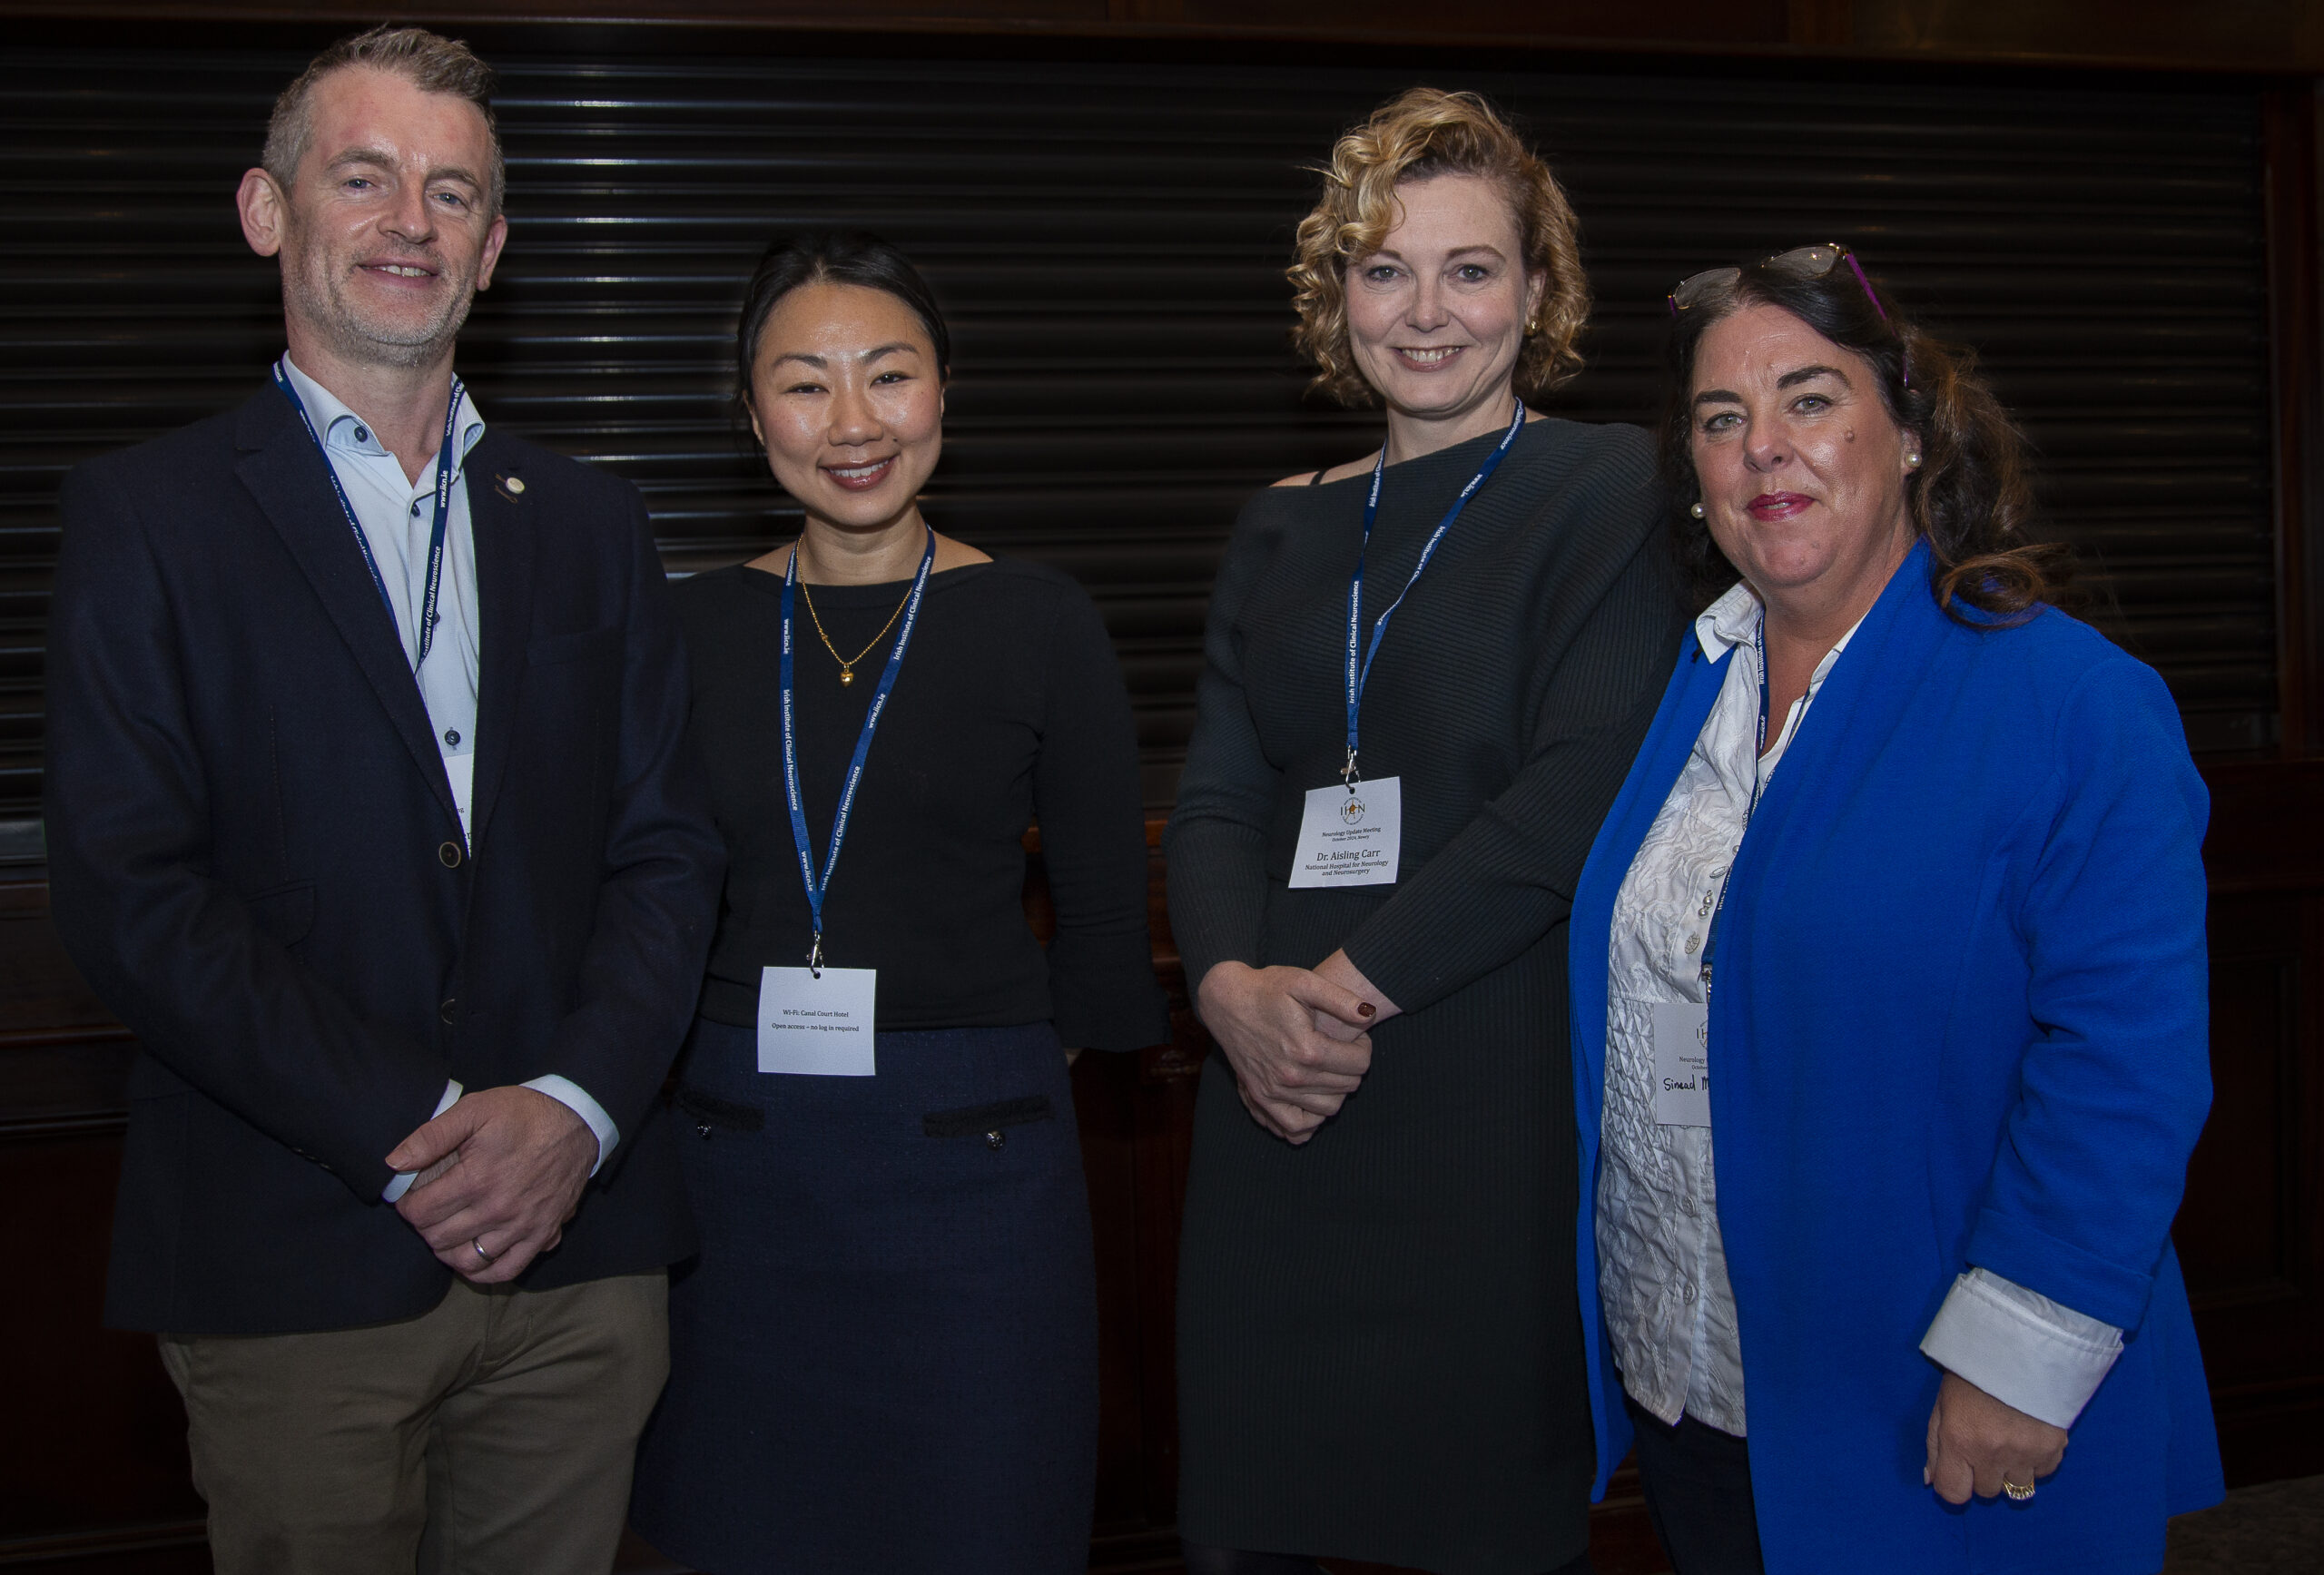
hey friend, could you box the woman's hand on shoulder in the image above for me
[1923,1371,2069,1506]
[1195,961,1374,1144]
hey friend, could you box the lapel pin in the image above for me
[503,475,526,495]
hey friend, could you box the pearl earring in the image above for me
[1906,452,1922,468]
[1689,501,1706,517]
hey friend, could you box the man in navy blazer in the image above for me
[43,25,722,1573]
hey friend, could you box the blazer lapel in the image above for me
[233,388,458,826]
[465,430,537,851]
[1710,543,1950,1088]
[1737,538,1945,859]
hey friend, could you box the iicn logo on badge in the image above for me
[1340,795,1366,825]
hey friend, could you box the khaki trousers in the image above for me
[160,1273,668,1575]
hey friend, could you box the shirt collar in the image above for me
[279,352,487,473]
[1693,580,1765,661]
[1692,577,1869,672]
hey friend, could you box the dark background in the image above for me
[1,5,2319,1571]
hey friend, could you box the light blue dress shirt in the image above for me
[277,356,619,1201]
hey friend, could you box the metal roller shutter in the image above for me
[0,41,2272,843]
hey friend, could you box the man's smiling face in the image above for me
[266,65,506,369]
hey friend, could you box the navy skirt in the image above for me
[629,1018,1097,1575]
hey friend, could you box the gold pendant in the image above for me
[839,666,855,685]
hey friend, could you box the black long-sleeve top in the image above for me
[1165,418,1686,1009]
[675,556,1168,1048]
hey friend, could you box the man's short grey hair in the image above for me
[262,25,504,216]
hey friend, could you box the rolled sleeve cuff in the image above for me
[380,1079,464,1202]
[1920,1266,2124,1429]
[521,1074,618,1176]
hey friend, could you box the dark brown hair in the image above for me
[1659,253,2071,625]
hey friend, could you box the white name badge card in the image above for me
[756,965,877,1077]
[1288,776,1403,889]
[1650,999,1712,1126]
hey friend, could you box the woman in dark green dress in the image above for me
[1165,89,1685,1575]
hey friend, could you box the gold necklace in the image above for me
[795,548,915,686]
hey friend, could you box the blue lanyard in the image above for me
[1342,398,1527,788]
[271,359,464,667]
[779,528,935,975]
[1699,615,1778,993]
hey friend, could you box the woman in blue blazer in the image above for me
[1568,246,2222,1573]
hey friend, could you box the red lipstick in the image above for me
[1747,492,1812,521]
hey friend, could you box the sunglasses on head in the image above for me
[1667,242,1888,321]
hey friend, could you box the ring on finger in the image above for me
[2001,1477,2035,1501]
[471,1238,495,1265]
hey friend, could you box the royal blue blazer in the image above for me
[1569,543,2224,1572]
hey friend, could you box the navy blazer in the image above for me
[45,382,725,1335]
[1569,543,2221,1571]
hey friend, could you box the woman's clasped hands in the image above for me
[1196,955,1394,1144]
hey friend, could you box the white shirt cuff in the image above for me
[521,1074,618,1176]
[1920,1266,2123,1428]
[381,1079,464,1202]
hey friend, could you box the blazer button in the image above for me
[439,998,458,1026]
[985,1130,1006,1149]
[438,842,463,868]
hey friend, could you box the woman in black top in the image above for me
[629,231,1168,1575]
[1165,91,1684,1574]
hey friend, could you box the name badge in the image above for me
[756,965,877,1077]
[1288,776,1402,889]
[1650,999,1711,1127]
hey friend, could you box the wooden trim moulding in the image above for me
[0,0,2317,79]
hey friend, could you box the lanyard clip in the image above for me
[807,933,824,979]
[1340,746,1362,792]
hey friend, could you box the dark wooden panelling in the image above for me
[2199,760,2324,892]
[2183,939,2298,1299]
[2186,766,2324,1485]
[0,1134,202,1548]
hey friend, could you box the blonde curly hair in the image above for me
[1289,87,1590,407]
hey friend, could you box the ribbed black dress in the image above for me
[1165,418,1685,1575]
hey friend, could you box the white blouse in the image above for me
[1598,582,2124,1436]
